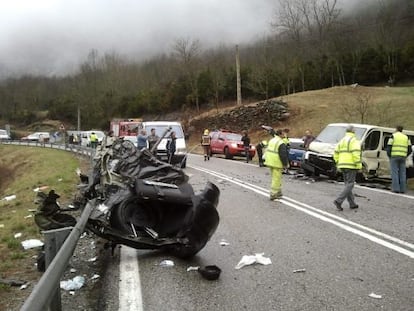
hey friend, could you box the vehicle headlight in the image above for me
[251,146,256,150]
[231,143,237,148]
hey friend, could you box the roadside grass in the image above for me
[0,145,85,303]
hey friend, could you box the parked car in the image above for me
[209,129,256,160]
[21,132,50,142]
[0,129,11,140]
[288,138,305,168]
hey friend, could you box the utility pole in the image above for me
[77,104,81,131]
[235,45,242,105]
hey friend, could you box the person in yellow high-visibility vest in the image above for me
[333,125,362,211]
[90,132,98,149]
[264,129,289,200]
[387,125,412,193]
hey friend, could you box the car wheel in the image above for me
[224,147,232,159]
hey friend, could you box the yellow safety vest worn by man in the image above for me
[333,132,362,170]
[387,126,411,193]
[333,125,361,211]
[264,132,288,200]
[90,132,98,148]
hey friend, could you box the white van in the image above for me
[80,130,105,147]
[302,123,414,180]
[142,121,187,168]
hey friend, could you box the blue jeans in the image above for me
[390,156,407,193]
[336,169,357,207]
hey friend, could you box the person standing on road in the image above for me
[333,125,362,211]
[387,125,412,193]
[137,129,148,150]
[282,128,291,173]
[264,129,289,200]
[148,128,160,156]
[256,140,268,167]
[302,129,315,150]
[90,132,99,149]
[201,129,211,161]
[166,131,177,164]
[241,130,251,163]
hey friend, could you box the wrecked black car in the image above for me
[72,133,220,258]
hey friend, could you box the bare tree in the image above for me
[172,38,202,111]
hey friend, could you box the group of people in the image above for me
[136,128,177,164]
[200,124,411,209]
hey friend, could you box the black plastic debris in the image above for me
[198,265,221,280]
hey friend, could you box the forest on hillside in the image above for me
[0,0,413,130]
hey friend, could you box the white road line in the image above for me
[189,164,414,259]
[119,246,143,311]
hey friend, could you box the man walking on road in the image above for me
[333,125,362,211]
[387,125,412,193]
[264,129,289,200]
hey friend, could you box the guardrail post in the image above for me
[20,201,95,311]
[43,227,72,311]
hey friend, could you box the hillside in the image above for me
[187,85,414,148]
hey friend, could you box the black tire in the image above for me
[224,147,232,159]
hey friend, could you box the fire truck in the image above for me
[110,118,142,145]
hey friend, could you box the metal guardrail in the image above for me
[1,140,97,310]
[20,200,95,311]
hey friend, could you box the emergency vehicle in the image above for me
[110,118,142,144]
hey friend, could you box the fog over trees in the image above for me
[0,0,413,130]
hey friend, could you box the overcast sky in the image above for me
[0,0,361,78]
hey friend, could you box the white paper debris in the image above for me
[2,194,16,201]
[369,293,382,299]
[60,276,85,291]
[24,214,33,219]
[21,239,44,250]
[235,253,272,269]
[87,256,97,262]
[186,266,200,272]
[97,204,110,214]
[219,239,230,246]
[159,260,174,267]
[90,274,100,280]
[20,283,29,290]
[14,233,22,238]
[70,268,77,273]
[0,224,4,228]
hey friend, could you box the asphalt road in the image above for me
[101,154,414,311]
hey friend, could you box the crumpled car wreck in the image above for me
[70,134,221,258]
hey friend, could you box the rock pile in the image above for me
[188,99,290,133]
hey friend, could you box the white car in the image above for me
[0,129,11,140]
[21,132,50,142]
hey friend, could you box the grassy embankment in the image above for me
[0,145,85,299]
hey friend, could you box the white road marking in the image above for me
[189,164,414,259]
[119,246,143,311]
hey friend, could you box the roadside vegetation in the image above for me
[0,0,413,133]
[0,145,85,306]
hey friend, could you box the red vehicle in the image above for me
[110,118,142,145]
[209,129,256,160]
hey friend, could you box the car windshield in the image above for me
[225,133,242,141]
[290,140,304,149]
[315,125,366,143]
[149,125,184,138]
